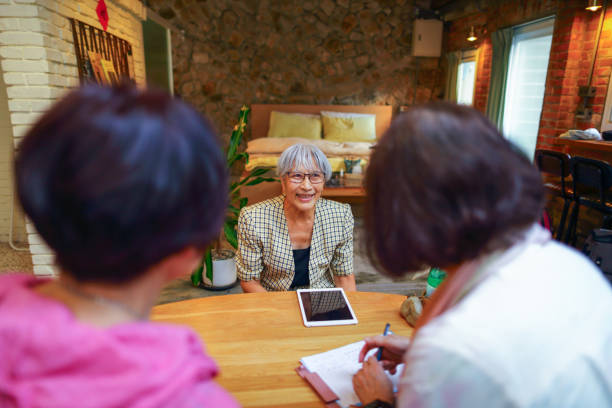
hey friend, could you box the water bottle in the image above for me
[426,267,447,297]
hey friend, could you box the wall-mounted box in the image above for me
[412,19,443,57]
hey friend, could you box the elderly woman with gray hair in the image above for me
[236,143,356,292]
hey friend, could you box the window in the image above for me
[502,17,554,158]
[456,50,477,106]
[142,11,173,94]
[601,70,612,131]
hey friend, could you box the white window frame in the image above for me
[502,17,555,158]
[144,8,175,95]
[601,70,612,131]
[456,49,478,106]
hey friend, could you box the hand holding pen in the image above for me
[376,323,391,361]
[358,324,410,374]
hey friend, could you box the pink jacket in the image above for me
[0,274,240,408]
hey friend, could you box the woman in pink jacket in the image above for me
[0,84,239,408]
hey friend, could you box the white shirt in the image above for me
[398,225,612,407]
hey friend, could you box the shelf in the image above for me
[322,186,365,197]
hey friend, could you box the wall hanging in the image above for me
[69,18,135,85]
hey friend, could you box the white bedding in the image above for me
[246,137,375,157]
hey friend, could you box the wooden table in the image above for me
[549,138,612,161]
[151,292,413,408]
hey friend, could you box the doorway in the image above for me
[142,15,173,93]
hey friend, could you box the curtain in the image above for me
[485,27,513,129]
[444,51,461,102]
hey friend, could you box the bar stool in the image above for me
[564,156,612,246]
[534,149,572,241]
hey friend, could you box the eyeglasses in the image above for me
[286,172,325,184]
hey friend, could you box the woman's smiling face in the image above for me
[281,164,325,213]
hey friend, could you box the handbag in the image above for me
[582,228,612,281]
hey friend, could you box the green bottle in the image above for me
[426,267,447,297]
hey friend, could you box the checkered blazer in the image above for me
[236,195,354,291]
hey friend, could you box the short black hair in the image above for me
[16,84,228,283]
[364,102,545,276]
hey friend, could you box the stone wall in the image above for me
[147,0,443,139]
[0,0,147,275]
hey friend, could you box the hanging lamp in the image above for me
[467,26,477,42]
[586,0,603,11]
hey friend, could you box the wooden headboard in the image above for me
[250,104,393,140]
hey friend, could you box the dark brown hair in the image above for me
[364,102,544,276]
[16,84,228,283]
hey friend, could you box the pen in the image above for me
[376,322,391,361]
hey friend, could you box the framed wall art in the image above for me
[69,18,135,85]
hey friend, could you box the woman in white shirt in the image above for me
[352,102,612,408]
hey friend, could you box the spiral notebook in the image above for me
[297,340,404,408]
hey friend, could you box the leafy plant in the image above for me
[191,105,277,287]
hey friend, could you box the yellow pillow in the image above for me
[267,111,322,140]
[321,111,376,142]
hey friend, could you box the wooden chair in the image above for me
[534,149,572,241]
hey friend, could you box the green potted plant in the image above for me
[191,105,276,289]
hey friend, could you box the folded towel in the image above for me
[558,128,602,141]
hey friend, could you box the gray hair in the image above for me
[277,143,332,181]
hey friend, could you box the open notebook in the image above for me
[299,340,404,408]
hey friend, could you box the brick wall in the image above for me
[445,0,558,120]
[446,0,611,246]
[0,0,146,276]
[445,0,612,152]
[0,67,25,246]
[538,3,612,150]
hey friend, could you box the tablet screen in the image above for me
[297,289,357,326]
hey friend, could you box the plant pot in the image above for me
[200,249,238,291]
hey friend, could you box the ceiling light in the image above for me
[586,0,602,11]
[467,26,477,42]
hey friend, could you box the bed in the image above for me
[241,104,393,204]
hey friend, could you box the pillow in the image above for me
[267,111,322,140]
[321,111,376,142]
